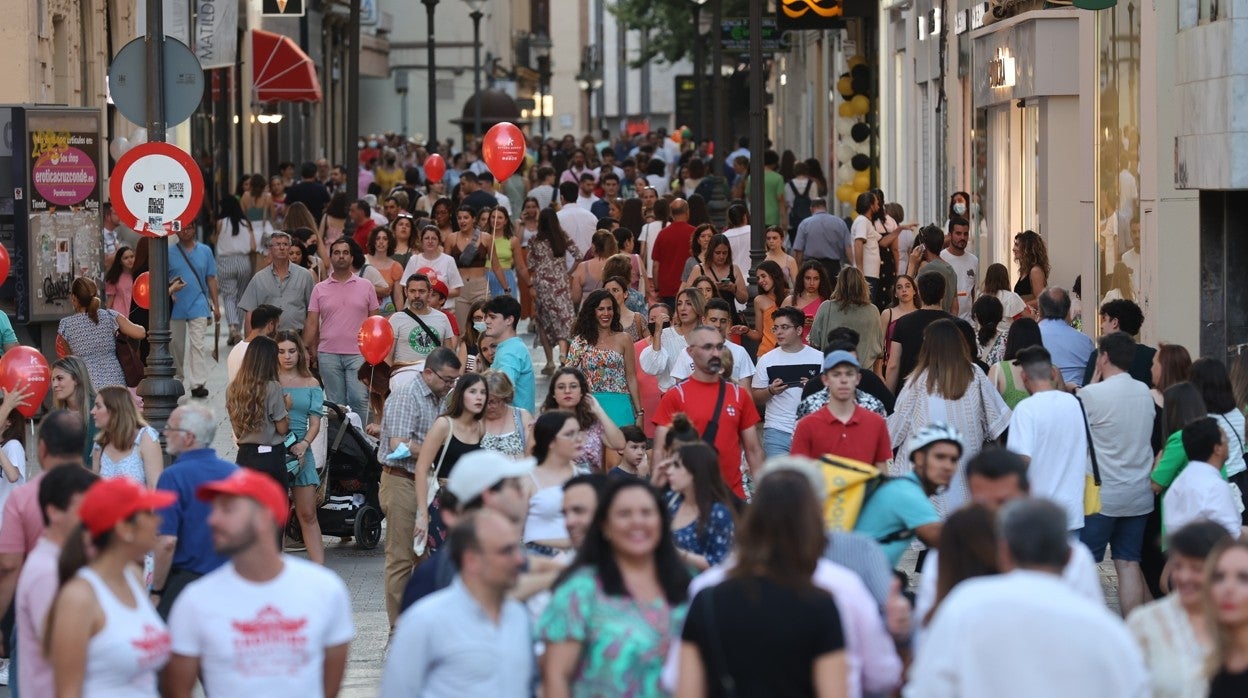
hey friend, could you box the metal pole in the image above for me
[710,0,725,176]
[692,4,704,143]
[539,58,550,137]
[422,0,439,148]
[471,10,483,140]
[346,0,361,198]
[747,0,765,269]
[139,0,181,431]
[595,0,605,135]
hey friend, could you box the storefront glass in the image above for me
[1093,5,1142,316]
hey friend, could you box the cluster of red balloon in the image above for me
[834,56,875,205]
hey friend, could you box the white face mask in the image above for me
[473,321,487,332]
[368,140,378,149]
[953,202,967,216]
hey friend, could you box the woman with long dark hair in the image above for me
[216,194,258,345]
[46,477,174,697]
[447,204,495,329]
[981,262,1029,333]
[103,245,136,316]
[51,356,97,462]
[763,225,799,287]
[988,317,1046,409]
[676,468,847,697]
[320,192,350,247]
[571,230,619,306]
[1013,230,1050,312]
[972,294,1007,366]
[922,505,1000,630]
[522,411,583,555]
[783,260,833,345]
[681,224,716,285]
[881,274,918,369]
[565,289,642,428]
[413,372,487,551]
[890,319,1011,515]
[528,208,580,368]
[683,233,748,317]
[851,191,883,301]
[226,336,290,486]
[540,478,691,696]
[542,367,627,472]
[661,442,737,570]
[741,259,790,357]
[277,330,325,563]
[240,172,273,236]
[517,196,542,320]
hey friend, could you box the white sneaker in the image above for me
[0,657,11,685]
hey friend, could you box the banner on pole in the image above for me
[195,0,238,70]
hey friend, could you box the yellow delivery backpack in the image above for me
[818,454,917,544]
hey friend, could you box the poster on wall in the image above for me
[24,110,103,322]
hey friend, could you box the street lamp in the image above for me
[576,47,603,133]
[463,0,488,142]
[421,0,439,149]
[531,32,552,138]
[691,0,710,144]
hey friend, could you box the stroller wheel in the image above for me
[354,505,382,550]
[285,507,304,544]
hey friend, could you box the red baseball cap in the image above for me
[197,469,290,526]
[78,477,177,538]
[428,278,450,299]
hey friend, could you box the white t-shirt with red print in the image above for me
[168,555,355,695]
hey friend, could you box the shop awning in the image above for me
[252,28,322,103]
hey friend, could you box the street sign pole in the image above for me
[747,1,766,271]
[139,0,185,431]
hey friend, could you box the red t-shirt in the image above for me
[441,308,460,336]
[790,405,893,465]
[650,221,695,297]
[654,377,760,497]
[352,219,377,250]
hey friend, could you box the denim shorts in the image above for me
[1079,512,1148,563]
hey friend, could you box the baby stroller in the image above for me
[286,401,384,549]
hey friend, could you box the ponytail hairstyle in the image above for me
[70,276,101,323]
[663,413,702,451]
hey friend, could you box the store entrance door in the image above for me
[981,103,1040,278]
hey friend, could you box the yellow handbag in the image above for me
[1077,397,1102,516]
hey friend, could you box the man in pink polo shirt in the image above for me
[0,410,86,684]
[303,239,380,418]
[791,350,892,468]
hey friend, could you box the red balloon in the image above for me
[481,122,526,182]
[357,316,395,366]
[424,154,446,183]
[0,244,10,282]
[415,266,442,285]
[0,347,51,418]
[133,272,151,310]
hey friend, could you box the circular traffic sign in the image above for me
[108,142,204,238]
[107,36,205,129]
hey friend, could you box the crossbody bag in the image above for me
[1075,396,1102,515]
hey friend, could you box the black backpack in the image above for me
[788,179,814,230]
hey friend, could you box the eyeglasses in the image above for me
[771,324,797,332]
[693,342,725,352]
[486,396,510,406]
[430,371,459,385]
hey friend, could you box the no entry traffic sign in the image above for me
[108,142,204,238]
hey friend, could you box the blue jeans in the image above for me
[319,352,368,420]
[763,427,793,458]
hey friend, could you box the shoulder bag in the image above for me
[114,311,144,388]
[699,379,729,446]
[404,308,442,349]
[426,416,455,506]
[1076,396,1102,516]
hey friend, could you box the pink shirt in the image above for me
[106,273,134,315]
[308,275,380,354]
[0,472,46,555]
[16,537,59,696]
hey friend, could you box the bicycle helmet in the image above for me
[907,422,965,460]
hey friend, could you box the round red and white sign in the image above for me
[108,142,204,238]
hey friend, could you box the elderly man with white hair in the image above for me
[151,403,240,617]
[661,455,904,698]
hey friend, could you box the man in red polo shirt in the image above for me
[791,350,892,468]
[653,325,764,498]
[648,198,695,308]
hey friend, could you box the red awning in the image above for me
[252,28,322,103]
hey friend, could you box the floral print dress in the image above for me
[528,238,581,346]
[667,495,735,566]
[537,567,688,697]
[567,337,633,427]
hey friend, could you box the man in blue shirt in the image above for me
[152,404,238,617]
[483,295,535,413]
[1037,287,1096,387]
[855,423,960,566]
[168,227,220,398]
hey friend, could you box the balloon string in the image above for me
[364,364,374,427]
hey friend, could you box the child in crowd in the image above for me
[611,426,649,480]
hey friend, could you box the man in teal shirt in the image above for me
[854,423,960,566]
[482,295,534,413]
[744,150,789,235]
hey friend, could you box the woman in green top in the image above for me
[539,478,690,697]
[50,356,97,464]
[988,318,1046,410]
[488,206,526,301]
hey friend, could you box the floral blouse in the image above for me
[666,494,734,567]
[537,567,688,698]
[566,337,628,395]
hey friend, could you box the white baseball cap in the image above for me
[447,451,536,501]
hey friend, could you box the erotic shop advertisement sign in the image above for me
[29,129,101,211]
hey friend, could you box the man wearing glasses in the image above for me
[377,347,463,631]
[238,231,316,333]
[151,404,238,617]
[751,306,825,457]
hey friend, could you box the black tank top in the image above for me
[435,433,481,479]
